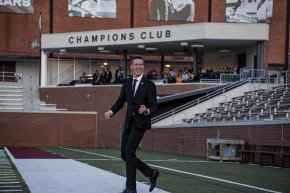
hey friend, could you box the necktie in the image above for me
[132,79,138,96]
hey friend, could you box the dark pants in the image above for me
[121,119,153,190]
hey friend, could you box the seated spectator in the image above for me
[147,68,159,79]
[167,68,176,83]
[114,65,124,83]
[187,72,194,82]
[92,70,100,85]
[79,72,87,83]
[182,70,189,82]
[176,74,183,83]
[104,67,112,84]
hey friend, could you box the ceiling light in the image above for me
[173,52,184,55]
[60,49,66,53]
[165,64,171,68]
[145,47,157,51]
[191,44,205,48]
[180,42,188,46]
[99,50,111,53]
[138,44,145,49]
[218,49,231,53]
[103,62,108,65]
[98,47,105,51]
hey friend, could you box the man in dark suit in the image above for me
[104,55,160,193]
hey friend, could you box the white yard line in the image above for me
[62,147,282,193]
[149,164,282,193]
[60,147,119,159]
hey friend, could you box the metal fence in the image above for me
[0,71,21,82]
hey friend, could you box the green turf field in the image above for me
[42,147,290,193]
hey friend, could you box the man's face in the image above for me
[131,58,144,78]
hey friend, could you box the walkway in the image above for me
[5,148,169,193]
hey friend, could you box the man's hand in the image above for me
[104,111,112,119]
[139,105,148,115]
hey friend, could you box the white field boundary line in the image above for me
[75,158,209,163]
[60,147,282,193]
[149,164,282,193]
[59,147,120,160]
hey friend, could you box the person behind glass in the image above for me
[104,67,112,84]
[104,55,160,193]
[114,65,125,83]
[79,71,87,83]
[92,69,100,85]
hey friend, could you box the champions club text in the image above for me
[68,30,172,44]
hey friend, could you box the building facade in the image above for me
[0,0,289,86]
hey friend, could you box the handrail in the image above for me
[249,102,272,121]
[152,79,249,124]
[0,71,21,82]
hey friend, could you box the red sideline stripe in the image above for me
[7,147,65,159]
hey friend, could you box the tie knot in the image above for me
[133,79,138,83]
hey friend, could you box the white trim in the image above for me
[41,23,269,49]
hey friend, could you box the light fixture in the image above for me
[165,64,171,68]
[59,49,66,53]
[173,52,184,55]
[180,42,188,46]
[191,44,205,48]
[99,50,111,53]
[98,47,105,51]
[103,62,108,66]
[218,49,231,53]
[138,44,145,49]
[145,47,157,51]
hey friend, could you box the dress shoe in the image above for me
[149,169,160,192]
[121,188,137,193]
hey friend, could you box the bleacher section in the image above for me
[183,84,290,124]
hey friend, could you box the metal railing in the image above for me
[152,79,249,124]
[0,71,21,82]
[249,102,272,121]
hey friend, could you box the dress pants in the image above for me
[121,118,153,190]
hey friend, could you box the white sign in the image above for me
[0,0,34,14]
[41,23,269,49]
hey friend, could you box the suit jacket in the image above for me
[110,76,157,130]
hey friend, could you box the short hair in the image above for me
[130,55,143,64]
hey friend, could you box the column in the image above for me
[40,50,48,87]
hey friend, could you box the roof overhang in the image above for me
[41,22,269,56]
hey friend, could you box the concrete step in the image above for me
[0,85,23,88]
[0,107,24,110]
[0,103,23,106]
[0,90,23,93]
[0,99,23,101]
[39,103,57,106]
[0,94,23,97]
[39,107,67,111]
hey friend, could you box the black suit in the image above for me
[110,75,157,190]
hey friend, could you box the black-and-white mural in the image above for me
[226,0,273,23]
[148,0,195,22]
[68,0,116,19]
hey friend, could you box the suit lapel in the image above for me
[134,76,145,99]
[128,77,134,100]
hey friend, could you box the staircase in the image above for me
[0,83,66,111]
[0,85,24,110]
